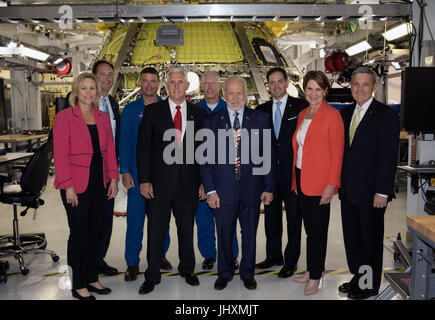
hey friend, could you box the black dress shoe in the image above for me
[139,279,157,295]
[241,277,257,290]
[348,288,379,300]
[255,259,284,269]
[202,258,216,270]
[98,261,118,276]
[214,277,231,290]
[338,282,359,294]
[278,265,297,278]
[160,257,173,270]
[71,290,96,300]
[124,265,139,281]
[181,273,200,286]
[87,284,112,295]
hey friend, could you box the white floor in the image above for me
[0,175,409,301]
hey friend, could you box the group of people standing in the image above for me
[53,60,399,300]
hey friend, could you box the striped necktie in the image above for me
[233,111,241,180]
[349,106,363,145]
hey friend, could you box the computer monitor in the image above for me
[400,67,435,133]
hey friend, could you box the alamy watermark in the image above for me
[161,122,272,176]
[58,5,73,30]
[359,5,374,30]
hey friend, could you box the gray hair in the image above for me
[351,67,377,84]
[201,70,220,82]
[166,66,187,80]
[222,75,247,96]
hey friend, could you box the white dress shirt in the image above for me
[349,96,373,133]
[272,94,288,126]
[100,95,116,142]
[296,119,312,169]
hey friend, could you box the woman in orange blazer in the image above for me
[53,72,118,300]
[291,71,344,295]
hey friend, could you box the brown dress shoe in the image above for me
[160,257,173,270]
[124,266,139,281]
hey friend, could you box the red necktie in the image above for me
[174,105,182,146]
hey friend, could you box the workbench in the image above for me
[0,133,48,152]
[407,215,435,300]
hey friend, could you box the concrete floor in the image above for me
[0,175,409,301]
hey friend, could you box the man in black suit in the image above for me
[137,67,207,294]
[64,60,120,276]
[256,67,308,278]
[339,67,400,300]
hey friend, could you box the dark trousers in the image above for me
[341,195,385,291]
[263,183,301,267]
[295,168,330,280]
[61,184,106,290]
[99,197,114,265]
[145,192,197,283]
[214,187,260,280]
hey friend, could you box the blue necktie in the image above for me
[101,97,114,141]
[101,97,110,120]
[274,101,282,139]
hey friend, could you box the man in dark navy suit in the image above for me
[256,67,308,277]
[201,76,275,290]
[339,67,399,300]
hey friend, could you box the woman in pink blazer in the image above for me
[53,72,118,300]
[291,71,344,296]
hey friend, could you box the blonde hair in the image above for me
[69,72,101,109]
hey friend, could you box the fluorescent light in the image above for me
[382,23,411,41]
[18,45,49,61]
[391,61,401,70]
[345,40,372,56]
[0,43,49,61]
[0,47,14,55]
[54,58,64,64]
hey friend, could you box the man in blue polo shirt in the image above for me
[119,67,172,281]
[195,71,239,270]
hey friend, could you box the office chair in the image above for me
[0,135,59,276]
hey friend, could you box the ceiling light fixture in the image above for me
[0,42,49,61]
[345,40,372,56]
[382,22,412,41]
